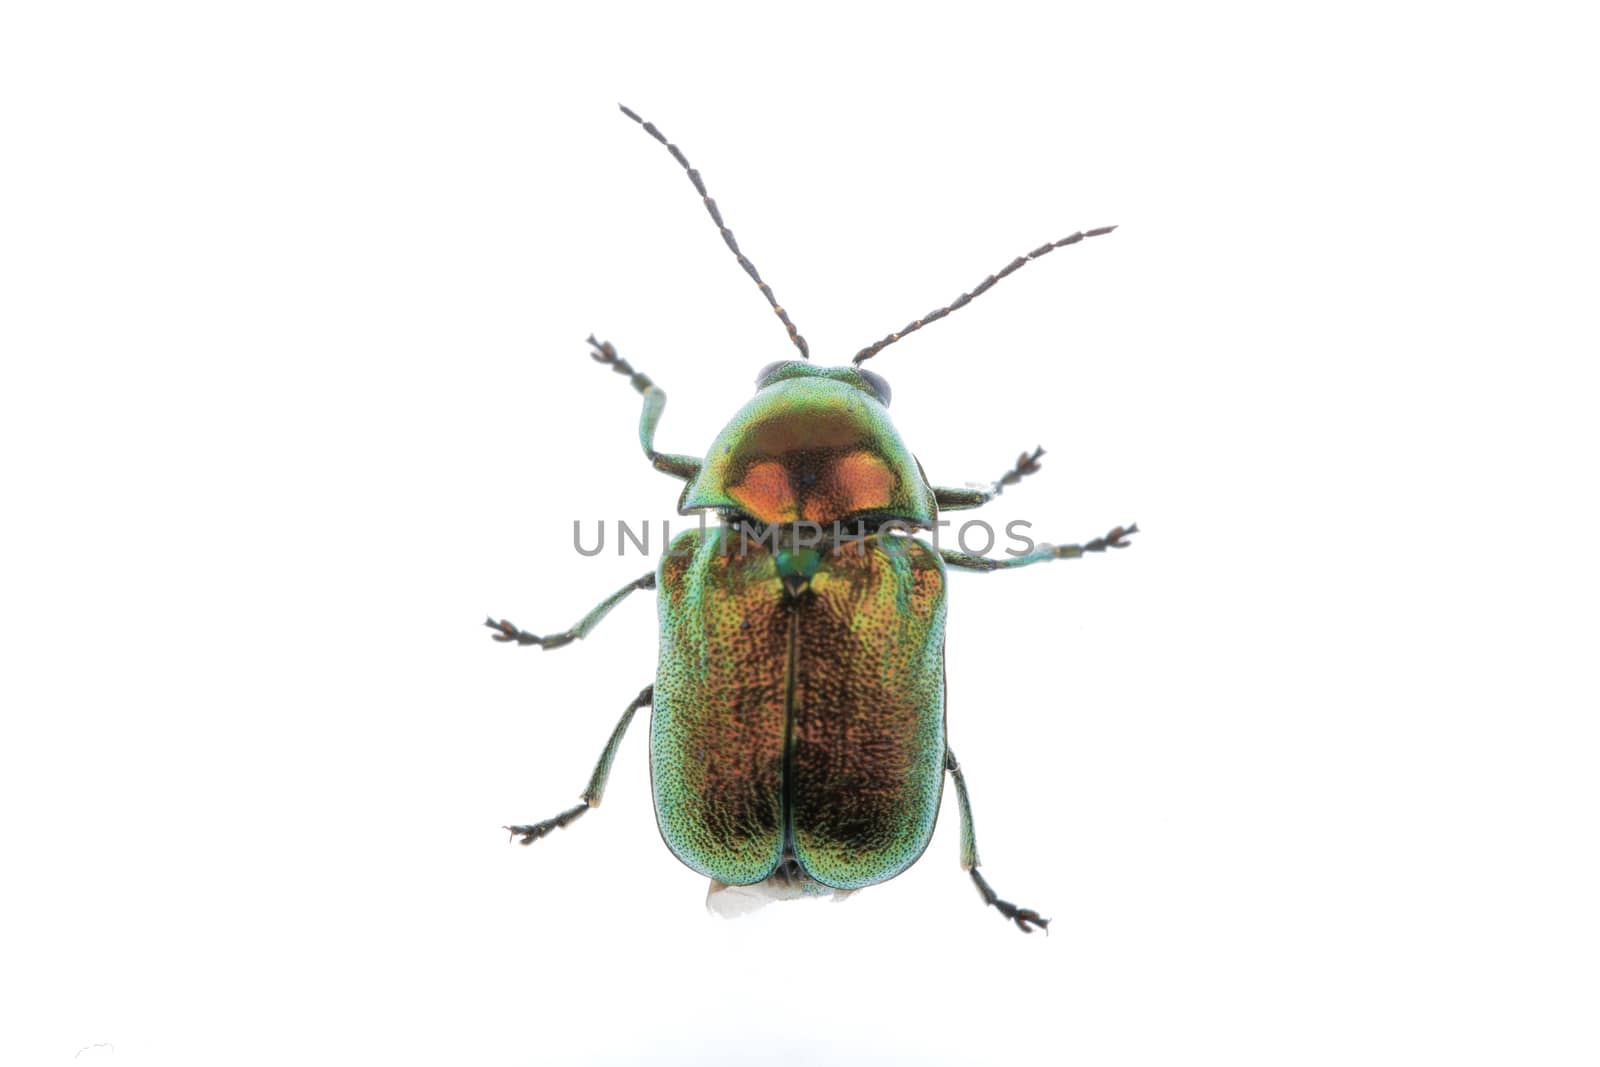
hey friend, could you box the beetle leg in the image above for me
[945,749,1049,934]
[938,522,1138,572]
[586,335,703,482]
[486,571,657,651]
[932,446,1046,511]
[506,684,653,846]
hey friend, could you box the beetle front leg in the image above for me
[507,684,652,845]
[945,749,1048,934]
[939,522,1138,571]
[586,335,702,482]
[932,446,1046,511]
[486,571,656,651]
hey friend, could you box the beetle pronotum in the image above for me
[488,105,1135,933]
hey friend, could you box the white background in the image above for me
[3,2,1596,1064]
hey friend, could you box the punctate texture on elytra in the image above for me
[653,528,946,891]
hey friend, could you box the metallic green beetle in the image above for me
[487,105,1136,933]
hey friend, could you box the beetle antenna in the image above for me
[851,226,1116,365]
[619,104,810,360]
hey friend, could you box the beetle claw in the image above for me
[1075,522,1139,555]
[994,899,1050,934]
[505,819,564,845]
[992,446,1046,494]
[1014,910,1050,934]
[485,617,520,642]
[485,617,544,647]
[1108,522,1139,548]
[1014,446,1045,476]
[971,869,1050,933]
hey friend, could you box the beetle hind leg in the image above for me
[946,748,1050,934]
[506,685,652,846]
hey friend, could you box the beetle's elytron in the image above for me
[488,105,1136,932]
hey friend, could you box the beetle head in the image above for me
[754,361,891,407]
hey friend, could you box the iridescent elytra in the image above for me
[486,105,1136,932]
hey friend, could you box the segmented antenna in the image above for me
[619,104,809,360]
[852,226,1117,365]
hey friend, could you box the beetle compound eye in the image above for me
[857,369,892,407]
[755,361,789,388]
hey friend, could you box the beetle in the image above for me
[487,104,1136,933]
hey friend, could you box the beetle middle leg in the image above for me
[486,571,656,650]
[506,684,653,846]
[939,522,1138,572]
[585,335,702,482]
[932,446,1047,511]
[945,748,1048,934]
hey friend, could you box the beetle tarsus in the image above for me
[484,617,550,648]
[987,446,1046,498]
[990,446,1045,499]
[586,334,622,370]
[971,868,1050,935]
[1104,522,1139,548]
[587,335,653,392]
[997,902,1050,935]
[580,336,704,484]
[1056,521,1139,558]
[505,802,590,846]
